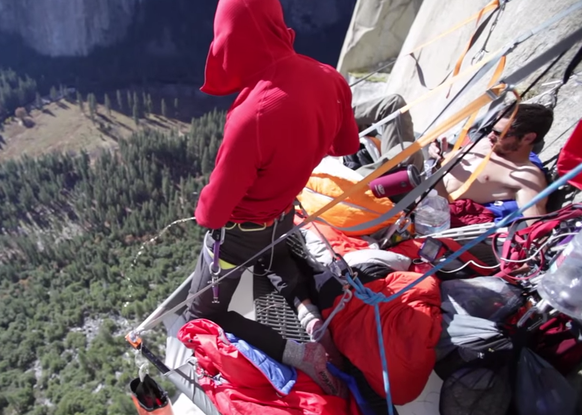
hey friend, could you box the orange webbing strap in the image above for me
[446,0,501,97]
[393,46,504,122]
[407,0,500,55]
[448,88,521,201]
[303,85,507,225]
[447,150,493,201]
[450,55,507,154]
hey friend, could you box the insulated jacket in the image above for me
[178,319,358,415]
[322,272,442,405]
[195,0,360,229]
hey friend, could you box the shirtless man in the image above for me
[429,103,554,218]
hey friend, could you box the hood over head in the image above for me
[201,0,296,96]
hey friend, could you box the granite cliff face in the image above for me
[0,0,356,57]
[0,0,140,56]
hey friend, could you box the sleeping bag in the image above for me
[297,157,401,236]
[178,319,356,415]
[319,271,442,405]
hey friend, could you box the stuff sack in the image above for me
[322,271,442,405]
[439,365,512,415]
[297,158,400,236]
[515,347,577,415]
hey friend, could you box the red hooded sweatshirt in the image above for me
[195,0,360,229]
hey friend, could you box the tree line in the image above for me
[0,68,38,119]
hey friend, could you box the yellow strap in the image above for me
[446,1,500,97]
[407,0,500,55]
[397,46,504,119]
[303,85,506,225]
[448,88,521,201]
[448,149,493,201]
[450,55,507,154]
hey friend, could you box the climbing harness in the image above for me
[209,228,225,304]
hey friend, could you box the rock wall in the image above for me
[281,0,357,34]
[0,0,140,56]
[336,0,422,77]
[0,0,356,58]
[346,0,582,157]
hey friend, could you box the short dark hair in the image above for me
[504,103,554,144]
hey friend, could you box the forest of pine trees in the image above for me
[0,109,226,415]
[0,68,38,118]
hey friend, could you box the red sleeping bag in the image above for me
[178,319,357,415]
[322,271,442,405]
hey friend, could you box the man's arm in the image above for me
[515,171,547,223]
[195,115,259,229]
[327,81,360,157]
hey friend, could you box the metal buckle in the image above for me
[395,216,411,233]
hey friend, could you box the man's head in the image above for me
[488,103,554,157]
[200,0,296,97]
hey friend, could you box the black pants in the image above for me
[186,211,309,362]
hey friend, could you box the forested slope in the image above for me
[0,110,225,415]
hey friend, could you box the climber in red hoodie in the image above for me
[185,0,359,397]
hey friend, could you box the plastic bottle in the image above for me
[538,230,582,319]
[414,189,451,235]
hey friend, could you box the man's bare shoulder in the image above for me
[510,161,548,189]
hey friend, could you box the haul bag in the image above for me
[130,374,175,415]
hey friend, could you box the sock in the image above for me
[305,319,344,369]
[297,303,323,329]
[282,340,346,397]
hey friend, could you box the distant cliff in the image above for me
[0,0,356,57]
[0,0,139,56]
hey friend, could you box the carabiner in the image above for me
[208,227,225,304]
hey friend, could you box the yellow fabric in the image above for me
[451,56,507,154]
[448,149,493,201]
[205,244,236,270]
[303,85,507,226]
[297,172,399,236]
[446,0,500,97]
[398,46,504,117]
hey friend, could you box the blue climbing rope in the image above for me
[340,162,582,415]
